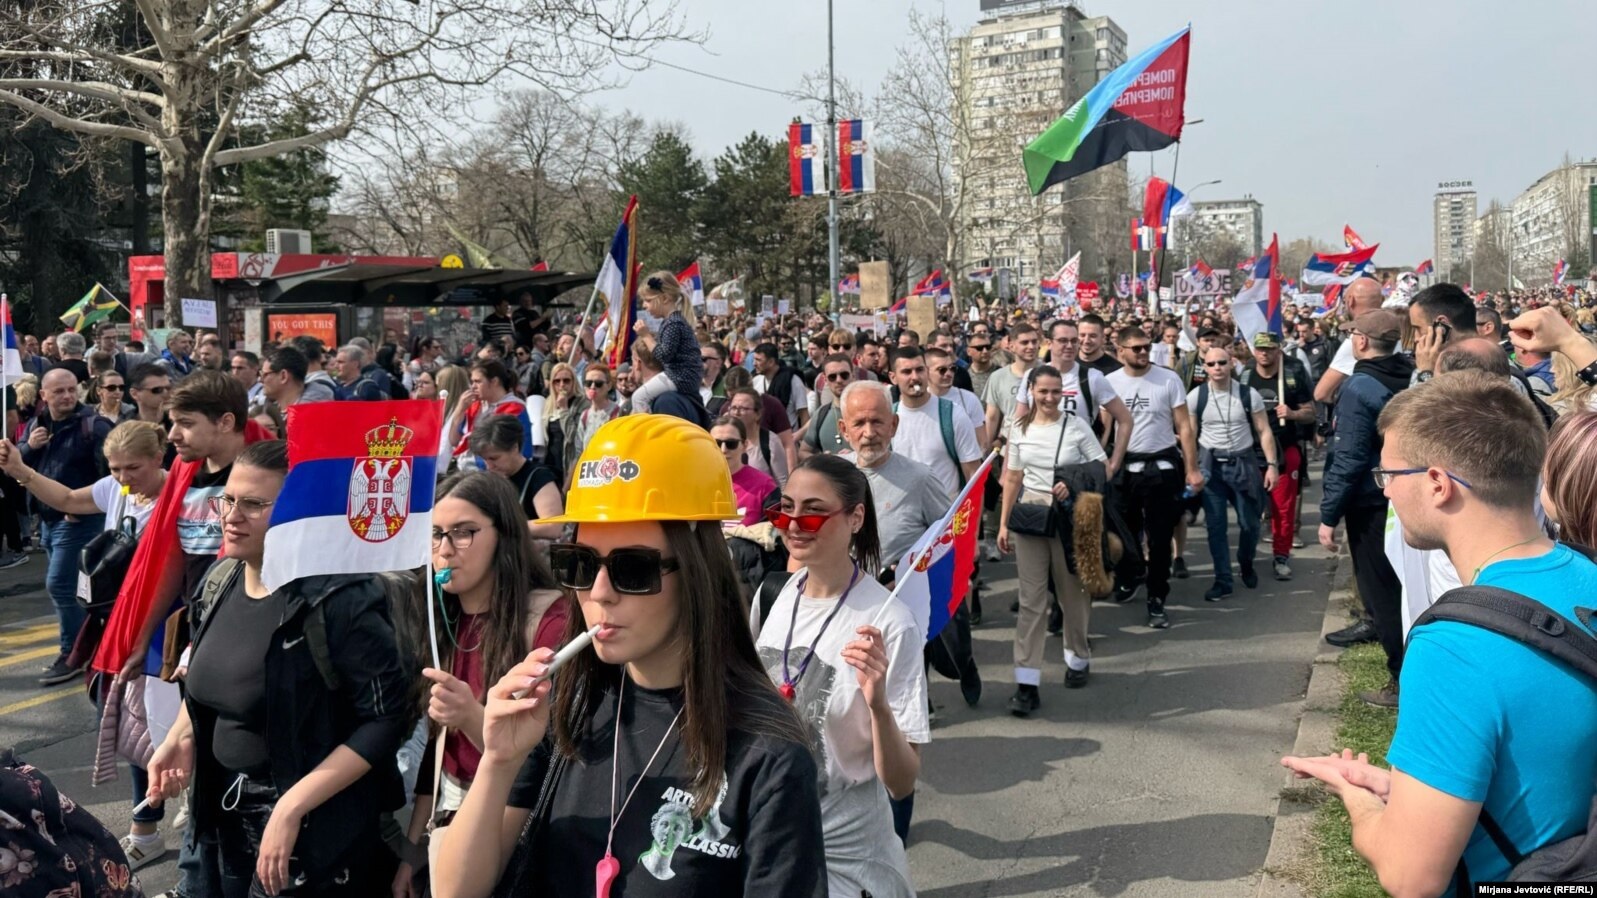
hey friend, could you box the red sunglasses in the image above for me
[764,506,843,533]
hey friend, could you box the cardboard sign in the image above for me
[180,297,217,329]
[760,295,775,316]
[777,299,791,316]
[1078,282,1100,300]
[858,261,891,310]
[907,296,937,341]
[840,313,887,336]
[706,299,729,316]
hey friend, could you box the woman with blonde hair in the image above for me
[432,365,474,473]
[542,362,586,485]
[574,363,620,456]
[628,271,703,413]
[1549,349,1597,413]
[1543,410,1597,547]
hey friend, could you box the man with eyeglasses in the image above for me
[927,329,975,393]
[1105,326,1205,628]
[963,332,998,400]
[1016,321,1133,466]
[700,342,729,411]
[1319,309,1415,705]
[800,355,855,459]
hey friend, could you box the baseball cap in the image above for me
[1340,309,1403,343]
[1252,332,1282,349]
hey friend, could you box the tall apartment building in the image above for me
[1432,181,1476,281]
[952,0,1128,283]
[1189,196,1265,259]
[1508,159,1597,282]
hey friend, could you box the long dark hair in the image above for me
[1015,365,1061,434]
[791,453,882,574]
[423,472,561,713]
[552,520,806,818]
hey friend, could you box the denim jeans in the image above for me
[38,516,103,655]
[1200,465,1261,590]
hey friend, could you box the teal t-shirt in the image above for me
[1389,543,1597,892]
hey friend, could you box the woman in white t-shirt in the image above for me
[0,419,167,865]
[997,365,1107,715]
[756,453,927,898]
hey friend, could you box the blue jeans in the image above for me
[38,516,103,655]
[1200,469,1261,590]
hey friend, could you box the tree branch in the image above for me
[130,0,179,61]
[0,78,164,110]
[0,89,158,146]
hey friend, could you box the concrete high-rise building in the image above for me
[1189,196,1265,259]
[952,0,1128,284]
[1508,159,1597,282]
[1433,181,1476,281]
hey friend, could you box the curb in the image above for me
[1255,554,1354,898]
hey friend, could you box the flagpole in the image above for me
[824,0,841,314]
[868,446,1002,630]
[95,282,134,315]
[1158,140,1182,315]
[568,282,603,368]
[425,390,449,671]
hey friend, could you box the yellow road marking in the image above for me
[0,624,56,647]
[0,686,81,717]
[0,645,60,669]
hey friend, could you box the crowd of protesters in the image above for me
[3,268,1597,898]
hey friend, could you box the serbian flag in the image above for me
[1554,259,1568,285]
[1343,225,1369,251]
[0,296,22,387]
[530,260,550,272]
[1233,233,1282,344]
[836,119,875,194]
[838,273,861,294]
[262,400,444,592]
[1185,259,1214,285]
[597,196,641,368]
[966,267,995,283]
[1321,283,1345,313]
[1237,256,1257,272]
[788,122,827,197]
[678,261,705,307]
[1415,259,1434,276]
[894,455,993,641]
[1302,244,1378,286]
[1039,279,1061,299]
[1024,25,1189,194]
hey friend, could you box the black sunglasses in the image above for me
[548,544,680,595]
[715,437,742,450]
[826,371,851,382]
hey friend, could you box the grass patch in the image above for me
[1300,643,1397,898]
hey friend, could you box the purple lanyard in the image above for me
[779,563,861,701]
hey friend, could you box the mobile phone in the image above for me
[1431,317,1453,341]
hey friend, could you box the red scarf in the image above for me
[92,421,274,675]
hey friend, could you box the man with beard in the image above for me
[1076,314,1122,375]
[1106,326,1205,628]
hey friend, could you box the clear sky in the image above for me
[586,0,1597,266]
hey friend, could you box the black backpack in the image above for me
[1507,369,1560,430]
[1411,549,1597,890]
[1192,381,1265,466]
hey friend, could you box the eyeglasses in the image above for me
[1054,338,1080,346]
[931,366,954,375]
[715,438,742,450]
[1203,360,1231,368]
[764,506,844,534]
[830,343,852,350]
[551,377,573,385]
[548,544,679,594]
[826,371,851,382]
[1371,468,1474,490]
[584,380,608,389]
[1123,344,1152,353]
[968,344,991,352]
[210,495,275,520]
[431,526,481,551]
[726,404,757,415]
[101,384,124,391]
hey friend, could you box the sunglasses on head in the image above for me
[764,506,843,533]
[548,544,678,594]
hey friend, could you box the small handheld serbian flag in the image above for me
[0,296,22,387]
[261,400,443,592]
[1554,259,1568,286]
[677,261,705,308]
[893,456,993,641]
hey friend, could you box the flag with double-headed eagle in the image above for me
[893,456,993,641]
[262,400,444,591]
[836,119,875,194]
[788,122,828,197]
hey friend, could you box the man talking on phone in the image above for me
[1405,284,1477,383]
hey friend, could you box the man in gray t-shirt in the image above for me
[837,384,948,564]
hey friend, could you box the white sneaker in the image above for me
[120,831,167,871]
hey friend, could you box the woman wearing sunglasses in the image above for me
[145,440,414,897]
[575,364,622,457]
[393,472,567,898]
[432,414,824,898]
[541,362,586,486]
[711,416,777,527]
[756,454,925,898]
[88,372,134,423]
[996,365,1107,715]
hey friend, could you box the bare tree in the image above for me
[1470,201,1513,291]
[0,0,692,323]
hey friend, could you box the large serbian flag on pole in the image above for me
[597,196,641,369]
[788,122,828,197]
[891,453,995,641]
[1302,244,1378,287]
[1024,25,1189,194]
[1233,234,1283,344]
[262,400,444,592]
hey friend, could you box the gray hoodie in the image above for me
[301,370,339,403]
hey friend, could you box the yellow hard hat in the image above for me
[542,414,739,523]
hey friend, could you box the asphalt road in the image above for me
[0,479,1333,898]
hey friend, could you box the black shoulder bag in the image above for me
[1007,416,1069,537]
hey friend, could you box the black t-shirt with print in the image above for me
[505,676,825,898]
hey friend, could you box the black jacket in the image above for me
[20,404,110,521]
[1321,353,1415,525]
[186,570,412,879]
